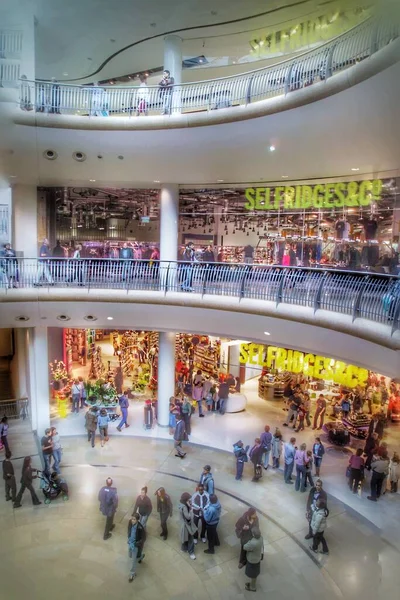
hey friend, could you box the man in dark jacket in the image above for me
[191,483,209,543]
[235,507,259,568]
[368,415,384,440]
[304,479,328,539]
[249,439,264,482]
[117,391,130,431]
[3,451,16,502]
[283,388,302,428]
[174,416,186,458]
[98,477,118,540]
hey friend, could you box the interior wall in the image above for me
[47,327,64,366]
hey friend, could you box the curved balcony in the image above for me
[15,16,400,130]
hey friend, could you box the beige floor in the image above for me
[1,421,400,600]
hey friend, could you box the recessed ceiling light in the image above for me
[217,179,224,182]
[281,175,289,179]
[99,227,105,230]
[63,72,68,76]
[77,224,83,228]
[154,180,160,183]
[107,316,114,321]
[9,175,16,178]
[264,331,271,336]
[89,179,96,182]
[351,167,360,171]
[269,145,276,152]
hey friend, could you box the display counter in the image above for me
[226,393,247,413]
[258,377,285,401]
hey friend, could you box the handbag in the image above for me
[346,465,351,478]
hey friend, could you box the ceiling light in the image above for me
[153,180,160,183]
[351,167,360,171]
[217,179,224,182]
[98,227,105,230]
[145,72,149,76]
[109,226,116,230]
[63,72,68,76]
[259,40,265,46]
[269,145,276,152]
[9,175,16,178]
[107,317,114,321]
[77,224,83,228]
[264,331,271,336]
[89,179,96,182]
[281,175,288,178]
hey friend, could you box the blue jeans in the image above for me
[87,430,95,447]
[72,395,80,413]
[129,545,142,575]
[197,400,203,416]
[52,449,62,474]
[43,453,52,476]
[118,408,128,429]
[236,460,244,480]
[262,449,271,469]
[284,461,294,482]
[182,535,195,555]
[295,464,306,491]
[139,514,149,528]
[219,398,227,415]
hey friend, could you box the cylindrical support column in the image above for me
[157,331,176,427]
[12,184,38,257]
[164,35,182,113]
[160,184,179,261]
[15,328,28,399]
[28,326,50,434]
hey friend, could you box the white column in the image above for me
[160,184,179,261]
[0,186,12,246]
[12,184,38,257]
[158,331,176,427]
[15,328,28,398]
[164,35,182,113]
[28,326,50,434]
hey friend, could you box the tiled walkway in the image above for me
[1,421,400,600]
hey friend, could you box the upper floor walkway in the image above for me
[12,16,400,130]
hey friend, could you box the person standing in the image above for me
[368,414,384,441]
[310,498,329,554]
[178,492,197,560]
[235,508,259,569]
[203,494,221,555]
[304,479,328,540]
[260,425,273,470]
[3,452,16,503]
[98,477,118,540]
[305,451,314,489]
[159,69,175,115]
[218,379,230,415]
[312,436,325,477]
[364,432,379,470]
[174,414,187,459]
[294,443,307,492]
[127,513,146,582]
[155,487,173,540]
[35,238,54,285]
[367,451,390,502]
[388,452,400,493]
[283,387,301,428]
[272,428,283,469]
[41,428,53,476]
[191,483,209,544]
[303,392,312,427]
[192,370,205,417]
[243,527,264,592]
[50,427,62,474]
[78,377,87,408]
[181,396,192,435]
[0,417,10,455]
[199,465,214,495]
[284,437,296,484]
[348,448,365,494]
[3,243,18,288]
[71,379,81,413]
[13,456,41,508]
[117,391,130,431]
[133,486,153,528]
[97,408,109,447]
[313,395,327,430]
[233,440,249,480]
[249,438,263,482]
[85,407,98,448]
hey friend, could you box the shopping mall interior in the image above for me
[1,1,400,599]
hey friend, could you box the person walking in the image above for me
[233,440,249,480]
[310,498,329,554]
[78,376,87,409]
[348,448,365,494]
[13,456,41,508]
[249,438,264,482]
[192,370,205,417]
[174,414,187,458]
[364,432,379,470]
[305,450,314,489]
[312,395,327,430]
[155,487,172,540]
[34,238,54,285]
[272,428,283,469]
[283,387,301,428]
[50,427,62,474]
[41,428,53,476]
[191,483,209,544]
[97,408,109,447]
[217,379,230,415]
[178,492,197,560]
[117,391,130,431]
[284,437,296,484]
[304,479,328,540]
[235,508,259,569]
[243,527,264,592]
[181,396,192,435]
[303,392,312,427]
[3,452,16,503]
[133,486,153,528]
[98,477,118,540]
[0,417,10,455]
[127,513,146,581]
[312,436,325,477]
[203,494,221,555]
[368,451,390,502]
[71,379,81,413]
[260,425,273,470]
[199,465,214,495]
[389,451,400,493]
[294,443,307,492]
[85,407,98,448]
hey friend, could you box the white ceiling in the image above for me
[1,61,400,186]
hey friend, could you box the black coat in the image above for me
[306,487,328,512]
[368,419,384,438]
[127,520,146,548]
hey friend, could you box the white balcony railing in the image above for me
[0,30,23,59]
[17,16,399,116]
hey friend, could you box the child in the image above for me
[310,498,329,555]
[304,450,314,489]
[205,385,216,412]
[389,452,400,493]
[295,404,306,432]
[233,440,249,481]
[169,398,177,435]
[2,451,16,503]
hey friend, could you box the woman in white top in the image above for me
[136,75,149,116]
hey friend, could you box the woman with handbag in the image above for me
[243,526,264,592]
[178,492,197,560]
[348,448,365,493]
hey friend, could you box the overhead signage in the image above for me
[244,180,383,211]
[239,343,369,388]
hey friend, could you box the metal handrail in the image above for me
[1,258,399,331]
[18,16,399,116]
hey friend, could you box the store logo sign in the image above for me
[239,343,369,388]
[244,180,383,211]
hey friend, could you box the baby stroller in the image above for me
[38,471,69,504]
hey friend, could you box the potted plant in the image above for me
[49,360,69,391]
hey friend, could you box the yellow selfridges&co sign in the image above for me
[244,180,383,211]
[239,343,368,388]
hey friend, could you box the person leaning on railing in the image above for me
[159,70,174,115]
